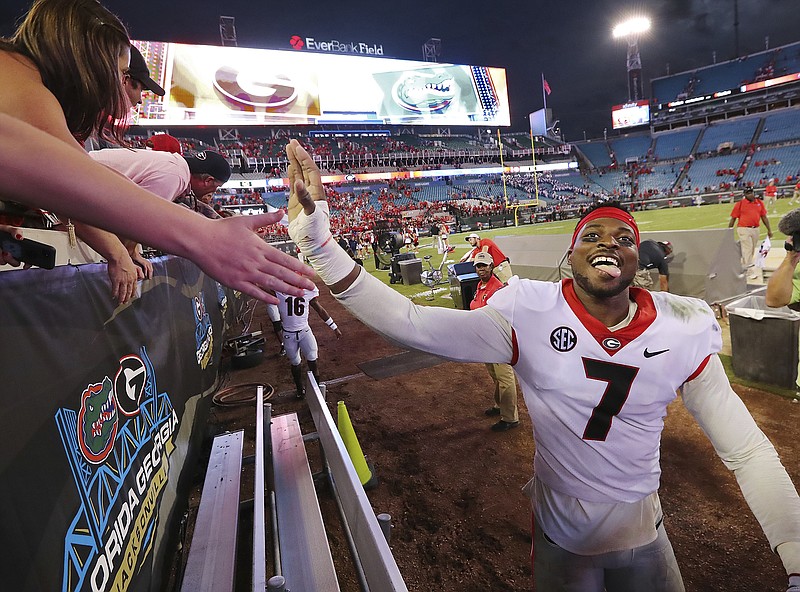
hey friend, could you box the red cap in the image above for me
[571,206,640,248]
[149,134,182,154]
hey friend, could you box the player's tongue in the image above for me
[596,265,621,278]
[592,258,621,278]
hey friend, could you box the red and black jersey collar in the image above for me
[561,279,656,356]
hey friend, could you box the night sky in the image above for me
[2,0,798,141]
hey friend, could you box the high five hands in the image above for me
[287,139,324,222]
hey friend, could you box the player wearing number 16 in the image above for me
[286,138,800,592]
[275,286,342,399]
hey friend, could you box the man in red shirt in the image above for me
[465,233,513,284]
[728,187,773,280]
[469,252,519,432]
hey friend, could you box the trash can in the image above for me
[398,258,422,285]
[389,252,416,284]
[725,293,800,389]
[448,262,480,310]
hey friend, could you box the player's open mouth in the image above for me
[590,255,621,278]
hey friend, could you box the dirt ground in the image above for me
[184,284,800,592]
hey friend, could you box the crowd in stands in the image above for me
[101,108,800,248]
[206,110,800,242]
[449,199,506,218]
[754,52,778,82]
[248,177,459,243]
[206,132,517,177]
[126,134,204,154]
[213,190,266,207]
[215,135,469,162]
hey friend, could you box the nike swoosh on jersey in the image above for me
[643,348,670,358]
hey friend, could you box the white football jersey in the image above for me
[275,287,320,331]
[488,278,722,503]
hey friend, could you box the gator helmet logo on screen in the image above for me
[393,69,456,113]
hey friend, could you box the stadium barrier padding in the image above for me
[0,256,242,592]
[495,228,747,303]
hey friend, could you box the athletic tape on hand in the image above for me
[288,201,355,285]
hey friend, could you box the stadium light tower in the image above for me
[613,16,650,102]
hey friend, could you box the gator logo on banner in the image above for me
[56,348,178,592]
[77,377,119,464]
[194,292,213,369]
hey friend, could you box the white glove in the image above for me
[287,201,355,286]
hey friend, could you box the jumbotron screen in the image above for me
[131,41,510,127]
[611,100,650,130]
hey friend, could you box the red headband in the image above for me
[571,207,640,248]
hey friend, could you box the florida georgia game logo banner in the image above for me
[55,348,177,592]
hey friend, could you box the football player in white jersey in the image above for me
[285,139,800,592]
[274,286,342,398]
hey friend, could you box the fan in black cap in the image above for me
[127,45,165,96]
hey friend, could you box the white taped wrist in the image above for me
[288,201,355,285]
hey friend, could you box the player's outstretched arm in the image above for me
[285,139,514,364]
[682,355,800,584]
[0,115,315,304]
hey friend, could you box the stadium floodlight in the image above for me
[612,17,650,39]
[613,16,651,102]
